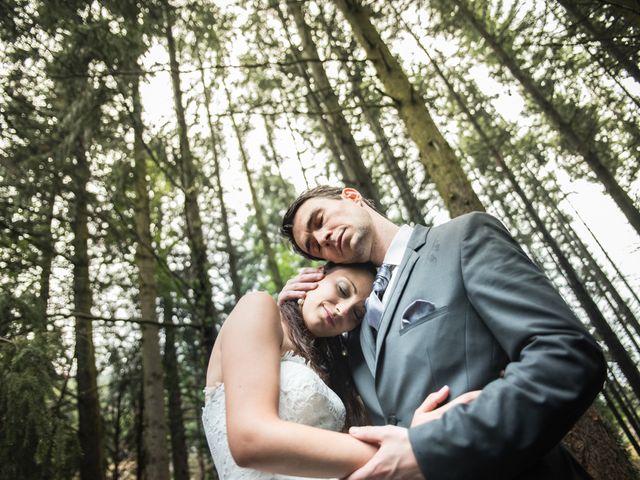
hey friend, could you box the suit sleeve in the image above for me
[408,213,606,479]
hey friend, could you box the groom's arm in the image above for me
[408,213,606,479]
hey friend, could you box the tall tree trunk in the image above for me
[111,381,124,480]
[164,2,218,357]
[278,1,385,210]
[603,387,640,459]
[131,75,170,480]
[602,389,640,460]
[563,404,640,480]
[549,209,640,352]
[162,298,190,480]
[270,4,357,187]
[611,373,640,433]
[451,0,640,235]
[319,11,424,224]
[195,49,243,303]
[556,0,640,84]
[38,185,56,319]
[568,204,640,308]
[72,140,105,480]
[351,76,424,224]
[283,111,311,189]
[135,379,144,480]
[223,80,283,291]
[333,0,484,217]
[262,115,293,198]
[607,379,640,449]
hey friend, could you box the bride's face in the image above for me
[301,266,374,337]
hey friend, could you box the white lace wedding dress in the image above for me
[202,352,346,479]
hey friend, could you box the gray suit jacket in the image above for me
[348,213,605,479]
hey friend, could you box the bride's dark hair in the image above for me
[279,262,375,429]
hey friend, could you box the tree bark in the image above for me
[135,379,144,480]
[563,404,640,480]
[333,0,485,218]
[111,381,124,480]
[164,1,218,357]
[131,74,170,480]
[452,0,640,236]
[72,140,106,480]
[162,298,190,480]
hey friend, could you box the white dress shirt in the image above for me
[380,224,413,305]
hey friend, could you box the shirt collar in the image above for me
[382,225,413,266]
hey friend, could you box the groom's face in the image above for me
[291,195,374,263]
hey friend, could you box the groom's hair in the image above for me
[280,185,376,260]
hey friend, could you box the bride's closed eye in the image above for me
[337,282,350,297]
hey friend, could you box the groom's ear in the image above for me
[341,187,362,203]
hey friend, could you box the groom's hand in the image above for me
[345,426,424,480]
[411,386,481,427]
[277,267,325,305]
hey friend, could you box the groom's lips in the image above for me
[337,228,346,254]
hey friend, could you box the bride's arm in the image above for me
[222,291,376,478]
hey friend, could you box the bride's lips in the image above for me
[322,305,336,327]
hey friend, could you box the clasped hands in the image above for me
[343,386,480,479]
[278,268,481,479]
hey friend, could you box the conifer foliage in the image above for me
[1,0,638,478]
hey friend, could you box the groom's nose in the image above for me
[315,228,332,247]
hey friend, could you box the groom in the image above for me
[279,186,606,479]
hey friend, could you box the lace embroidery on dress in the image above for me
[202,351,345,479]
[203,383,222,405]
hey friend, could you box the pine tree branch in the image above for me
[47,57,369,80]
[0,336,16,346]
[47,311,202,329]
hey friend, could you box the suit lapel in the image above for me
[374,225,431,373]
[359,321,376,374]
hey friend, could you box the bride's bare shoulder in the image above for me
[224,291,280,330]
[238,291,276,307]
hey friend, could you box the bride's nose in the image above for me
[336,299,354,317]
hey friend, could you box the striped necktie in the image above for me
[367,264,394,330]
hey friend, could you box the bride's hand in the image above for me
[277,267,325,305]
[411,386,481,427]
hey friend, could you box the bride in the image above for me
[203,264,477,479]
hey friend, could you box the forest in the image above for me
[0,0,639,478]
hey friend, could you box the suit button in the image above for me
[387,415,398,425]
